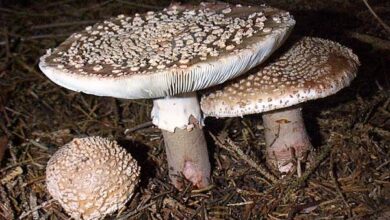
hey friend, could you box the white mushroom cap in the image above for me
[39,2,295,99]
[46,137,140,220]
[201,37,360,117]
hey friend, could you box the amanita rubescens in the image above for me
[39,2,295,188]
[201,37,360,173]
[46,137,140,220]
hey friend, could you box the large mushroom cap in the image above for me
[46,137,140,220]
[39,2,294,99]
[201,37,360,117]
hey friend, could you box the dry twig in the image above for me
[18,199,54,220]
[329,153,352,217]
[210,132,278,183]
[362,0,390,33]
[347,31,390,50]
[124,121,154,134]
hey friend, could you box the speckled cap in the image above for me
[46,137,140,220]
[39,2,294,99]
[201,37,360,117]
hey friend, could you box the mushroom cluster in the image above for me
[46,137,140,220]
[40,2,295,189]
[201,37,360,173]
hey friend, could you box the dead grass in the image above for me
[0,0,389,219]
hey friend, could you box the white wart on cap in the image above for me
[39,2,295,99]
[201,37,360,117]
[46,137,140,220]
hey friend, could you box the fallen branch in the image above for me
[362,0,390,33]
[31,20,98,30]
[347,31,390,50]
[210,132,278,183]
[124,121,154,134]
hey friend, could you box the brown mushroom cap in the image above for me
[201,37,360,117]
[46,137,140,220]
[39,2,294,99]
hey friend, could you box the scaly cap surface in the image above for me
[39,2,295,99]
[201,37,360,117]
[46,137,140,220]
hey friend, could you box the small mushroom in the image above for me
[46,137,140,220]
[201,37,360,173]
[39,2,295,189]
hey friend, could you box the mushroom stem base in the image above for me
[162,127,210,189]
[262,107,312,173]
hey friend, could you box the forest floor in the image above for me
[0,0,389,219]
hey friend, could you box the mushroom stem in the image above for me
[262,107,312,173]
[152,92,210,189]
[162,126,210,189]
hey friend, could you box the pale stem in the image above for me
[152,92,210,189]
[262,107,313,173]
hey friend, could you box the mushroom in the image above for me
[201,37,360,173]
[46,136,140,220]
[39,2,295,188]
